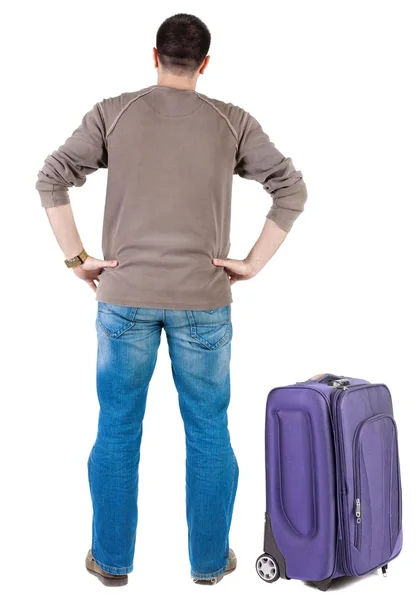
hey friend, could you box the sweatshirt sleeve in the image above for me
[35,103,108,208]
[234,111,308,232]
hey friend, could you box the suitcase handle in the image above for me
[301,373,345,385]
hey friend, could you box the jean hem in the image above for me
[191,559,228,580]
[92,552,134,575]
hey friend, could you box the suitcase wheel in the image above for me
[255,554,280,583]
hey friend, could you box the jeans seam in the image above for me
[190,452,237,580]
[229,457,237,515]
[226,452,238,542]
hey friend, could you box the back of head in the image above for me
[156,13,211,77]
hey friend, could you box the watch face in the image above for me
[66,257,80,267]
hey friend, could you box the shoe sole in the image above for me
[86,565,128,587]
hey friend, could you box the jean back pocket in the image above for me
[186,305,232,350]
[96,301,138,338]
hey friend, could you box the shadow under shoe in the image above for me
[193,549,237,585]
[85,549,129,587]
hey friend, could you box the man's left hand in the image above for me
[212,257,256,285]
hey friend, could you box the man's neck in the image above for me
[156,76,197,91]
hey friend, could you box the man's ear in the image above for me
[199,55,210,75]
[152,47,159,68]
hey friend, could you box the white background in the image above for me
[1,0,419,598]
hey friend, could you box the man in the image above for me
[36,13,307,587]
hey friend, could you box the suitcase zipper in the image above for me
[331,387,352,575]
[352,416,376,552]
[354,497,362,549]
[352,413,399,552]
[353,418,364,551]
[331,383,370,576]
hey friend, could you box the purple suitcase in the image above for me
[256,374,403,591]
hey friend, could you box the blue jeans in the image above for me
[87,301,239,579]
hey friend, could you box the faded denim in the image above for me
[87,301,239,579]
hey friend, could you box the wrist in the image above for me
[244,255,263,277]
[64,247,84,261]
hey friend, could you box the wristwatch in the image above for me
[65,248,88,268]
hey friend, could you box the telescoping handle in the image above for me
[300,373,351,387]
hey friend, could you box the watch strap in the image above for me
[65,248,88,268]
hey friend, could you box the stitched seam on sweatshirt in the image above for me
[96,102,105,123]
[96,102,107,131]
[106,89,155,137]
[141,98,205,119]
[194,93,239,149]
[96,102,108,149]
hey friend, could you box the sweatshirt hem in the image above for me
[95,292,233,311]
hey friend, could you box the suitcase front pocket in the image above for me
[352,414,401,562]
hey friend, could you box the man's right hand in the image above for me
[72,256,119,292]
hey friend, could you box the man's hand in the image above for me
[212,218,289,285]
[44,205,119,292]
[212,257,256,285]
[72,256,119,292]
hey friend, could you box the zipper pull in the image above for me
[355,498,362,523]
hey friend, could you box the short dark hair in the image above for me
[156,14,211,76]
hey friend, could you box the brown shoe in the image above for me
[193,549,237,585]
[85,549,129,587]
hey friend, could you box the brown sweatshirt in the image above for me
[36,84,308,310]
